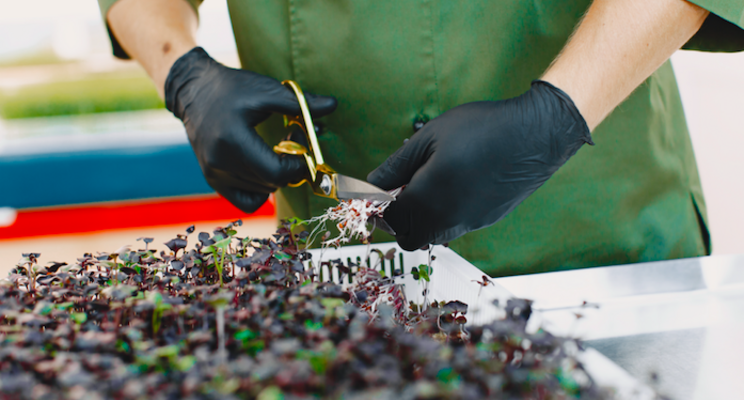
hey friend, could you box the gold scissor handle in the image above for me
[280,80,325,165]
[273,140,316,186]
[272,80,339,199]
[274,140,308,156]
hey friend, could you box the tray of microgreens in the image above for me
[0,210,646,400]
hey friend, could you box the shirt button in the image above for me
[313,122,324,135]
[412,115,429,132]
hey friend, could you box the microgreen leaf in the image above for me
[273,251,292,261]
[70,312,87,324]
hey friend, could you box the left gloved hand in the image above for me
[367,80,594,251]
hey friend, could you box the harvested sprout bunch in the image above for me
[307,189,399,247]
[0,220,611,400]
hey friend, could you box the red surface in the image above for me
[0,195,275,240]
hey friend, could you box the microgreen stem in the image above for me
[474,286,483,317]
[216,306,226,362]
[113,255,119,285]
[216,248,225,288]
[422,247,434,313]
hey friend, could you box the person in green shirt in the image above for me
[98,0,743,276]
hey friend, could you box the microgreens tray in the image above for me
[0,221,656,399]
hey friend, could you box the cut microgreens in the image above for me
[306,189,400,248]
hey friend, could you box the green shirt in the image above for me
[99,0,744,276]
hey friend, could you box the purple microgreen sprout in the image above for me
[137,237,154,251]
[471,274,494,315]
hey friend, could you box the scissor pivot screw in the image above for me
[320,175,332,196]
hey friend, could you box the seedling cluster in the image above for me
[0,220,614,399]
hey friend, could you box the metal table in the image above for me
[493,255,744,400]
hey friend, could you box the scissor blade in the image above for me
[336,174,396,202]
[369,216,396,236]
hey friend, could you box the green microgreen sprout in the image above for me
[147,290,172,335]
[412,262,433,313]
[202,236,231,287]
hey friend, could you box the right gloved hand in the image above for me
[165,47,337,213]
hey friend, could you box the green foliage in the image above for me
[153,344,180,359]
[320,298,345,310]
[556,366,581,395]
[296,340,335,375]
[243,339,265,356]
[202,237,233,287]
[412,264,432,282]
[257,386,284,400]
[234,329,257,341]
[436,367,460,384]
[70,312,87,324]
[147,291,172,335]
[304,320,322,331]
[0,71,163,119]
[286,217,304,231]
[176,355,196,372]
[0,49,68,68]
[33,301,53,316]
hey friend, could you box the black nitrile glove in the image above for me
[165,47,337,213]
[368,80,593,251]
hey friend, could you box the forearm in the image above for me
[542,0,708,131]
[107,0,198,98]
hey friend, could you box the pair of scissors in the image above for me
[273,80,395,203]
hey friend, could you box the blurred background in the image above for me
[0,0,743,271]
[0,0,276,270]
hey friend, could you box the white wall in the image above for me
[672,50,744,254]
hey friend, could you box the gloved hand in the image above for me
[165,47,337,213]
[368,80,593,251]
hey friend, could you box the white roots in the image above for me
[306,189,400,248]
